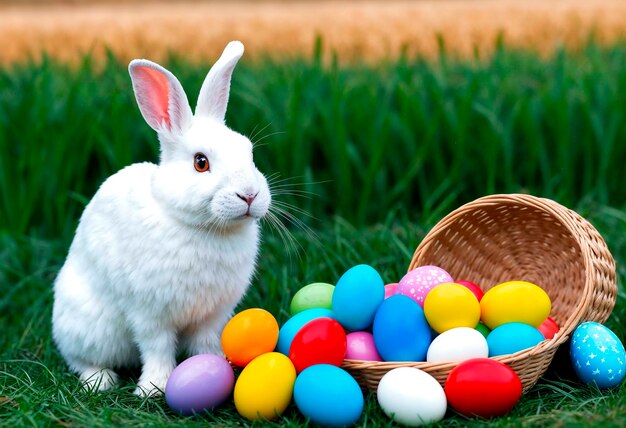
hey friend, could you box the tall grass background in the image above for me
[1,39,626,426]
[2,40,626,242]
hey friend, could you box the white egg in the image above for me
[427,327,489,362]
[377,367,446,426]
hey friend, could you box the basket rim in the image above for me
[342,328,566,368]
[409,193,611,339]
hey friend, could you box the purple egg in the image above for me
[346,331,382,361]
[165,354,235,415]
[395,266,453,307]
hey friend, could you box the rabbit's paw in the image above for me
[134,371,171,397]
[79,367,118,392]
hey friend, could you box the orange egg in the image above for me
[221,308,279,367]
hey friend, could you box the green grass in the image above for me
[1,217,625,426]
[1,39,626,426]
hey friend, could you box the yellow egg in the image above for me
[480,280,551,330]
[424,283,481,334]
[234,352,296,420]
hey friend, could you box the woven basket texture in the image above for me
[342,194,617,393]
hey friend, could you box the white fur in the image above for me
[52,41,270,396]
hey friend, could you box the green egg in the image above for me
[475,322,491,338]
[290,282,335,316]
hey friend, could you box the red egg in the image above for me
[455,280,484,302]
[289,317,347,373]
[445,358,522,418]
[538,316,560,339]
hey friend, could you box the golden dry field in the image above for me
[2,0,626,64]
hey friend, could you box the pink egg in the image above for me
[345,331,382,361]
[395,266,453,307]
[384,283,398,299]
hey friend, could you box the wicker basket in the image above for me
[342,194,617,393]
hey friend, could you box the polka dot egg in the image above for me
[570,321,626,389]
[395,265,453,307]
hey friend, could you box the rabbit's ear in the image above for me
[195,41,244,122]
[128,60,193,134]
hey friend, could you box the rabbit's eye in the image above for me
[194,153,210,173]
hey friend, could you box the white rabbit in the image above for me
[52,41,271,396]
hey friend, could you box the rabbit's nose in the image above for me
[236,192,258,206]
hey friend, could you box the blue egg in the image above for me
[373,295,431,361]
[294,364,364,427]
[332,264,384,331]
[570,321,626,389]
[276,308,335,355]
[487,322,545,357]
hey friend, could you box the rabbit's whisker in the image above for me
[252,131,286,149]
[269,204,319,250]
[268,177,328,194]
[263,211,303,260]
[271,190,317,200]
[266,174,308,186]
[249,122,272,145]
[271,200,317,220]
[271,204,318,236]
[247,122,263,143]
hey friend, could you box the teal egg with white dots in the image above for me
[570,322,625,389]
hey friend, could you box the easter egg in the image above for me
[475,322,491,338]
[276,308,335,355]
[427,327,489,363]
[538,316,560,339]
[294,364,364,427]
[373,295,431,361]
[423,283,481,333]
[384,283,398,299]
[332,264,384,330]
[290,282,335,315]
[396,265,453,307]
[570,322,626,389]
[455,279,484,301]
[480,280,551,330]
[377,367,447,426]
[487,322,545,357]
[221,308,279,367]
[445,358,522,418]
[289,317,347,373]
[233,352,296,420]
[345,331,382,361]
[165,354,234,415]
